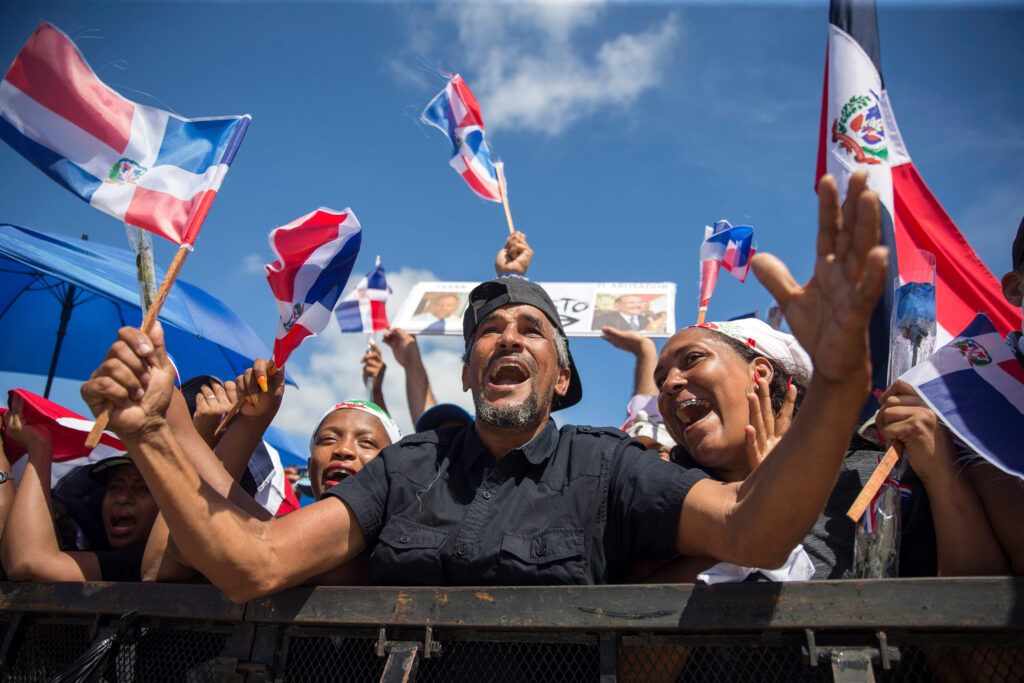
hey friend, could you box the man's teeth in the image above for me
[491,362,527,384]
[676,399,712,426]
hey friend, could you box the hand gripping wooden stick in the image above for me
[212,359,277,438]
[84,245,192,448]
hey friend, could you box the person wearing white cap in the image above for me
[651,314,1006,581]
[307,401,400,502]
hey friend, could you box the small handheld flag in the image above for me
[698,220,756,324]
[898,314,1024,478]
[336,257,391,334]
[0,22,250,247]
[265,208,362,366]
[421,74,502,203]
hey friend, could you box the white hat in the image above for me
[692,319,812,383]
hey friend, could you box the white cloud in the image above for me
[411,1,680,135]
[240,253,264,275]
[271,265,472,444]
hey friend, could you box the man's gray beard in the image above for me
[474,390,541,430]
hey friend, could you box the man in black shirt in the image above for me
[83,172,888,602]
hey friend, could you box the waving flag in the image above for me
[699,220,756,321]
[421,75,501,202]
[900,314,1024,478]
[335,259,390,333]
[265,208,361,366]
[0,22,249,246]
[1,389,126,484]
[817,0,1020,413]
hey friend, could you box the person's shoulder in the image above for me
[557,424,644,453]
[383,424,465,455]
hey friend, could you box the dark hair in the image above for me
[712,332,807,417]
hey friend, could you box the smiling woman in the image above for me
[308,401,401,502]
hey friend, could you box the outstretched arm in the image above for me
[1,396,101,581]
[83,323,364,601]
[676,172,889,568]
[383,328,435,423]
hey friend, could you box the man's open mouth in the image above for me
[488,359,530,386]
[676,399,713,427]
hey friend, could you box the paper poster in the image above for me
[393,282,676,338]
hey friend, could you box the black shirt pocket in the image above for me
[499,528,588,585]
[371,517,450,585]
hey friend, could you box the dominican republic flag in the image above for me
[421,74,502,202]
[1,389,126,485]
[265,208,361,366]
[899,314,1024,478]
[817,0,1021,412]
[335,260,390,333]
[699,220,756,316]
[0,22,250,246]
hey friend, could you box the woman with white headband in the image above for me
[649,317,1006,581]
[307,401,401,502]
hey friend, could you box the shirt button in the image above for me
[481,490,492,500]
[399,535,410,544]
[536,545,547,557]
[456,544,468,556]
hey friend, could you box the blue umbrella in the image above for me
[0,223,291,395]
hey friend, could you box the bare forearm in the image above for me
[727,374,868,566]
[963,463,1024,575]
[168,393,271,520]
[126,422,361,600]
[633,338,659,398]
[0,450,13,541]
[405,364,435,421]
[1,452,79,580]
[924,467,1009,576]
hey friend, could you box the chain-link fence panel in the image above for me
[3,617,94,682]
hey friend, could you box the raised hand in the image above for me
[2,394,53,456]
[235,358,285,422]
[362,341,387,389]
[382,328,421,368]
[81,322,176,441]
[751,172,888,386]
[494,230,534,276]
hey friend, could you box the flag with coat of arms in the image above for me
[335,258,390,333]
[421,74,502,202]
[899,314,1024,478]
[265,208,361,366]
[0,22,249,246]
[817,0,1021,413]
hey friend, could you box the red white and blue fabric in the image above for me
[0,23,250,246]
[421,75,501,202]
[265,208,362,366]
[247,440,300,516]
[817,0,1020,403]
[699,220,756,312]
[335,262,390,333]
[899,314,1024,479]
[0,389,126,486]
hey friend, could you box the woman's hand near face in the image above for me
[743,374,797,471]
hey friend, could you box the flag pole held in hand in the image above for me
[495,161,515,235]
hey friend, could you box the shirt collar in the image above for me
[460,419,559,472]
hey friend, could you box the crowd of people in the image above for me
[0,171,1022,596]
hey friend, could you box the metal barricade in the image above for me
[1,578,1022,682]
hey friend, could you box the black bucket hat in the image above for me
[463,278,582,411]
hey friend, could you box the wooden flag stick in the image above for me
[846,443,904,522]
[213,358,277,438]
[495,161,515,235]
[696,309,707,325]
[84,244,192,448]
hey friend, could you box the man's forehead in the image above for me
[479,303,550,326]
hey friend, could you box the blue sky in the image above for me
[1,0,1022,445]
